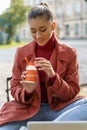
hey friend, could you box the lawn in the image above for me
[78,85,87,96]
[0,41,26,49]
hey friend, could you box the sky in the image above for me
[0,0,10,14]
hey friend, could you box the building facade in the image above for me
[17,0,87,41]
[57,0,87,39]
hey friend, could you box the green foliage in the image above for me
[85,0,87,2]
[0,0,30,44]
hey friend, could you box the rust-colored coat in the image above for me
[0,38,82,125]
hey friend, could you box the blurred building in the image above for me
[17,0,87,41]
[57,0,87,39]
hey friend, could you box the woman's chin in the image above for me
[37,42,46,46]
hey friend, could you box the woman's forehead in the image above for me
[28,17,52,27]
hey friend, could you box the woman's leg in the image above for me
[1,98,87,129]
[0,120,27,130]
[0,104,46,130]
[54,98,87,121]
[54,104,87,121]
[0,103,60,130]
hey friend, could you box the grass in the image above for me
[78,85,87,96]
[0,41,26,49]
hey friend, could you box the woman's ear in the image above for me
[52,22,56,30]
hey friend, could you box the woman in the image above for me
[0,3,87,130]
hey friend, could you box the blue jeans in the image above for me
[0,98,87,130]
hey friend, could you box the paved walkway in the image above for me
[0,47,16,108]
[0,63,12,108]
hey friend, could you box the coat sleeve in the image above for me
[10,47,34,104]
[46,48,80,102]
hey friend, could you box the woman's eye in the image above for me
[30,28,47,33]
[40,28,47,32]
[31,30,36,33]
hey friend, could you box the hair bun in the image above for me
[39,3,48,7]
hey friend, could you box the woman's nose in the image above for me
[36,32,41,39]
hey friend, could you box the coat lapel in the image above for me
[50,39,68,76]
[21,41,36,68]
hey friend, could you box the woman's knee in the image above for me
[54,103,87,121]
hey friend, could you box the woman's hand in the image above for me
[20,71,36,93]
[34,57,55,78]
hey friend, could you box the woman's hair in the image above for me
[28,3,53,22]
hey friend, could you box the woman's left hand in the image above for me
[34,57,55,78]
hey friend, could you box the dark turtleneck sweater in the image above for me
[36,34,55,103]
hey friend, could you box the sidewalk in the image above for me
[0,62,12,108]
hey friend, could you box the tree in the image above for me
[0,18,5,44]
[0,0,30,44]
[85,0,87,2]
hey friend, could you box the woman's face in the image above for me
[28,17,54,46]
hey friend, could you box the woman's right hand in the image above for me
[20,71,36,93]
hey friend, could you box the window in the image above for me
[65,5,72,16]
[85,23,87,35]
[74,1,81,14]
[85,3,87,13]
[65,24,70,35]
[57,8,62,17]
[75,23,79,35]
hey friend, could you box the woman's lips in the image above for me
[37,39,44,43]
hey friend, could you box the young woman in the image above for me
[0,3,87,130]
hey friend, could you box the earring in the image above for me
[52,23,55,29]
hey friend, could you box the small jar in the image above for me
[25,63,37,83]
